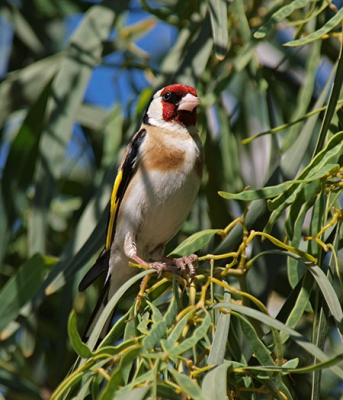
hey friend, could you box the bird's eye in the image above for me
[162,92,172,101]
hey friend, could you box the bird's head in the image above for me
[144,84,200,128]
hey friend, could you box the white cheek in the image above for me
[147,97,164,125]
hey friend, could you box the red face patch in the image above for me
[161,84,198,98]
[161,84,198,127]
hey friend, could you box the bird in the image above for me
[78,84,204,339]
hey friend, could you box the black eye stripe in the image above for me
[162,91,182,104]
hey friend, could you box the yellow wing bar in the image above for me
[105,169,123,250]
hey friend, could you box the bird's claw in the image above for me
[173,254,198,278]
[149,254,198,279]
[149,262,178,278]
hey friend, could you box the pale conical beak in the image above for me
[177,93,201,112]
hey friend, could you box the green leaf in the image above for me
[280,271,314,343]
[42,164,117,296]
[280,65,335,181]
[147,300,164,325]
[161,309,195,354]
[230,354,343,374]
[99,309,132,349]
[170,370,210,400]
[241,311,290,395]
[231,0,250,42]
[285,8,343,47]
[201,363,230,400]
[0,254,56,336]
[282,40,321,151]
[5,4,44,54]
[282,358,299,370]
[158,16,213,87]
[269,132,343,212]
[0,78,52,269]
[156,383,184,400]
[313,36,343,154]
[219,182,289,201]
[51,369,91,400]
[238,315,274,367]
[1,79,52,217]
[68,311,92,358]
[76,375,93,400]
[309,265,343,324]
[170,229,221,256]
[99,346,142,400]
[285,180,322,240]
[219,166,332,201]
[113,369,155,398]
[143,278,179,350]
[208,0,229,59]
[207,291,231,366]
[254,0,309,39]
[168,312,211,357]
[0,53,62,128]
[115,386,151,400]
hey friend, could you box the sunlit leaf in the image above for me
[254,0,310,39]
[170,229,221,256]
[170,370,210,400]
[209,0,229,59]
[285,8,343,47]
[309,265,343,324]
[143,279,179,350]
[207,291,231,366]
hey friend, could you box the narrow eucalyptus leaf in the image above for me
[68,311,92,358]
[254,0,309,39]
[208,0,229,59]
[170,229,221,256]
[170,370,210,400]
[143,279,179,350]
[201,363,231,400]
[309,266,343,323]
[208,291,231,366]
[169,312,211,357]
[285,8,343,47]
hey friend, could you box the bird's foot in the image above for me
[150,254,198,279]
[149,262,178,278]
[131,254,198,279]
[170,254,198,278]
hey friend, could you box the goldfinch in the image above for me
[79,84,204,338]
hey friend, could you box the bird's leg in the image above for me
[124,233,177,277]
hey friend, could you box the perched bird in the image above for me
[79,84,204,339]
